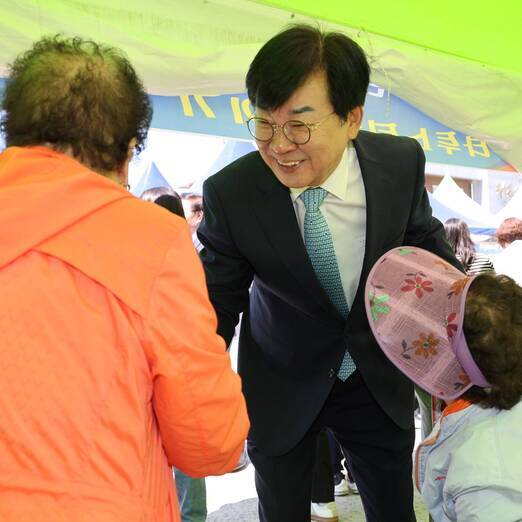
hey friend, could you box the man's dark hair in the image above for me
[461,273,522,410]
[154,194,185,219]
[246,24,370,120]
[1,35,152,172]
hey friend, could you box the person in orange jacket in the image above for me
[0,35,249,522]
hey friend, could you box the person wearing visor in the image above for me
[365,246,522,522]
[198,24,460,522]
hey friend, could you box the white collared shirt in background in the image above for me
[290,145,366,309]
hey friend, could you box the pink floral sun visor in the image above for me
[365,246,490,400]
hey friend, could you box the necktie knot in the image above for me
[300,187,327,212]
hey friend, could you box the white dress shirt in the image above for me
[289,145,367,308]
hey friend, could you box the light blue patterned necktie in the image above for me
[300,187,356,381]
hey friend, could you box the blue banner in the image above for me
[0,77,512,170]
[150,86,511,170]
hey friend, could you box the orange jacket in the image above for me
[0,146,249,521]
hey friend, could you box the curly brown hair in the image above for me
[1,35,152,173]
[462,274,522,410]
[496,217,522,248]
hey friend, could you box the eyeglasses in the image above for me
[246,112,335,145]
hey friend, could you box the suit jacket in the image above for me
[198,130,459,456]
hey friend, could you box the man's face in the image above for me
[182,198,203,234]
[255,71,362,188]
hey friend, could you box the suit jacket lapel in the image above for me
[250,155,342,319]
[351,131,397,324]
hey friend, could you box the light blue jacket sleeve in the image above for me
[453,488,522,521]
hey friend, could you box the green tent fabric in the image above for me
[252,0,522,171]
[254,0,522,75]
[0,0,521,170]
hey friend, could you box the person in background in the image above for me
[155,194,186,217]
[181,192,204,250]
[311,430,337,521]
[365,246,522,522]
[310,428,359,522]
[494,217,522,285]
[198,24,460,522]
[141,186,186,218]
[0,35,248,521]
[444,218,494,275]
[140,185,180,203]
[328,431,358,497]
[141,186,185,216]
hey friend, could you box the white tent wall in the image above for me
[486,171,521,215]
[426,162,521,215]
[128,129,228,191]
[1,0,522,171]
[432,174,498,227]
[496,188,522,221]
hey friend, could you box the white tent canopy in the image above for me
[428,193,491,230]
[0,0,521,171]
[432,175,499,228]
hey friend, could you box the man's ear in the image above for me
[194,210,204,225]
[346,106,363,140]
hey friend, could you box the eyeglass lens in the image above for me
[248,119,311,144]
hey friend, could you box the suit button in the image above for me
[328,368,336,379]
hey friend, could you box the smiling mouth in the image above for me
[276,159,303,167]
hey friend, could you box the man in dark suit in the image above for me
[198,25,458,522]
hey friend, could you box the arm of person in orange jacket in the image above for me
[143,223,249,478]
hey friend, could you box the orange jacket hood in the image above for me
[0,146,132,270]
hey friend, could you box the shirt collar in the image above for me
[289,145,353,203]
